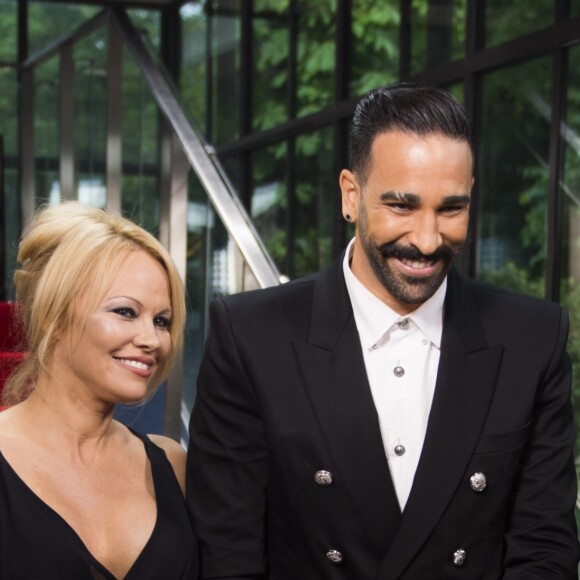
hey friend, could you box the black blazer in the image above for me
[187,259,579,579]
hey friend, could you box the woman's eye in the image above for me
[154,316,172,329]
[113,307,137,318]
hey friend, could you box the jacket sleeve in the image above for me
[502,308,580,578]
[186,297,268,580]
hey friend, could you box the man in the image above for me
[187,85,579,579]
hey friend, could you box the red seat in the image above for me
[0,352,26,409]
[0,302,25,351]
[0,352,25,383]
[0,303,27,409]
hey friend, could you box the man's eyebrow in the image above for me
[440,194,471,206]
[379,191,420,203]
[379,191,471,206]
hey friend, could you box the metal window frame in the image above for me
[212,8,580,301]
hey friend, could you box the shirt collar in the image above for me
[343,237,446,350]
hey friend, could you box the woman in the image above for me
[0,202,197,579]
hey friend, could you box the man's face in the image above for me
[341,130,473,314]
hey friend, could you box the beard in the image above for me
[358,209,463,306]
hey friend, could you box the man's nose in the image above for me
[407,213,442,256]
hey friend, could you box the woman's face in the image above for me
[51,250,173,407]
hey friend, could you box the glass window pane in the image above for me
[253,0,338,125]
[253,0,289,131]
[445,81,464,105]
[560,45,580,510]
[484,1,553,48]
[351,0,399,96]
[28,2,100,56]
[410,0,466,76]
[0,68,18,159]
[295,0,336,116]
[0,68,19,299]
[219,155,242,193]
[183,166,259,419]
[181,2,209,137]
[127,9,161,52]
[251,143,288,277]
[34,58,60,207]
[210,0,240,144]
[184,170,210,416]
[0,0,17,63]
[2,168,19,301]
[121,47,160,233]
[294,127,334,276]
[476,57,552,298]
[74,30,108,209]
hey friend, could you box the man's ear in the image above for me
[339,169,360,223]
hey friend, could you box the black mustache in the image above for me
[378,243,457,262]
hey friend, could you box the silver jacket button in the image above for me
[314,470,333,486]
[453,548,467,567]
[470,472,487,492]
[326,549,343,564]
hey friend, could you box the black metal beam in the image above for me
[399,0,411,78]
[545,48,568,302]
[238,0,253,207]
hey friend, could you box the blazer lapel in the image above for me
[376,270,504,579]
[292,259,402,555]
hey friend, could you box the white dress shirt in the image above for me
[343,238,446,510]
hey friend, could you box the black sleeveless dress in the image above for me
[0,430,198,579]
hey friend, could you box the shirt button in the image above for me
[393,366,405,377]
[397,318,409,329]
[421,338,428,345]
[326,549,343,564]
[394,444,406,456]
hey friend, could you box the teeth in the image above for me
[401,258,432,269]
[117,358,150,370]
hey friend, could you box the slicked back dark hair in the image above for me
[350,84,473,186]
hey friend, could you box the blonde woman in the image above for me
[0,202,197,579]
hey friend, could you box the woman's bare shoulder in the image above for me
[147,434,186,495]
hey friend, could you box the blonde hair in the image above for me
[3,202,186,406]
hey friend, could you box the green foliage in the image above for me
[248,2,401,275]
[485,0,555,48]
[294,227,323,274]
[410,0,466,75]
[351,0,399,95]
[264,228,288,264]
[478,262,544,298]
[0,69,18,156]
[518,168,547,275]
[27,3,100,56]
[0,1,17,62]
[562,283,580,521]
